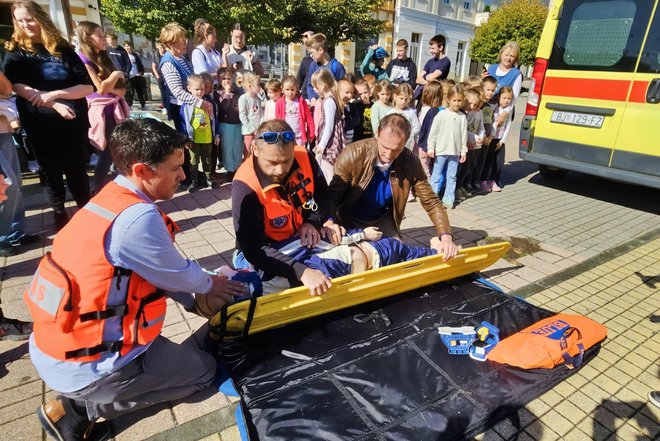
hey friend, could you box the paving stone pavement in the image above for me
[1,98,658,440]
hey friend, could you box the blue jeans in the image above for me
[220,123,243,173]
[430,155,459,205]
[0,134,25,246]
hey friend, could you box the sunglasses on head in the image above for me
[256,131,296,144]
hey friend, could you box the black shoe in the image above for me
[37,396,111,441]
[0,315,33,341]
[462,186,473,197]
[469,183,486,196]
[10,233,40,246]
[54,212,69,232]
[0,246,18,257]
[456,188,466,202]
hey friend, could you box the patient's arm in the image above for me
[340,227,383,245]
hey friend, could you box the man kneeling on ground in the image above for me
[232,119,344,296]
[25,119,247,441]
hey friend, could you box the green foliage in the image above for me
[99,0,386,46]
[469,0,548,66]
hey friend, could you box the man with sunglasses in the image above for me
[232,119,343,295]
[328,114,459,260]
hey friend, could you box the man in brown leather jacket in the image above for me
[328,113,459,260]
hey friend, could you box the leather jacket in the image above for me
[329,138,451,236]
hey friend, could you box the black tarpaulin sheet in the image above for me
[220,277,601,441]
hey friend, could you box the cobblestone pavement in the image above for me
[1,99,658,440]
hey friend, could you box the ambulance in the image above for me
[519,0,660,189]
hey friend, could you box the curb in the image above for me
[509,227,660,299]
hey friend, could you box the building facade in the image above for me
[394,0,496,81]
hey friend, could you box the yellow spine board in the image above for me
[211,242,511,339]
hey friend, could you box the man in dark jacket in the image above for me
[328,114,458,260]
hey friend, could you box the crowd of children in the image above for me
[175,28,515,205]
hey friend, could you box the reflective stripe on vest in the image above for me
[234,146,316,242]
[24,181,177,362]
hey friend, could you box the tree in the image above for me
[99,0,386,46]
[469,0,547,66]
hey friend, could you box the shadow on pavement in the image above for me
[0,342,29,379]
[634,271,658,289]
[527,171,660,215]
[593,399,658,440]
[501,160,539,186]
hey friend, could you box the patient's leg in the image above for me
[350,245,369,273]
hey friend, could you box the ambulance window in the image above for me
[638,11,660,73]
[549,0,655,72]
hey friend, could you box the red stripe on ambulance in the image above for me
[542,77,630,101]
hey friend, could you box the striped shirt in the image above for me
[161,56,203,108]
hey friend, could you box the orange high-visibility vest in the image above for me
[234,146,316,242]
[23,181,179,362]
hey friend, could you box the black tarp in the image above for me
[219,277,601,441]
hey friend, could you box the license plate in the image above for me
[550,111,604,128]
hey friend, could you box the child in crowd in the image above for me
[201,72,221,179]
[306,33,346,102]
[353,79,373,141]
[263,79,282,121]
[215,67,243,179]
[417,80,443,178]
[363,74,377,93]
[427,85,467,209]
[360,44,389,80]
[480,86,513,193]
[238,72,263,158]
[440,79,454,108]
[386,39,417,88]
[466,76,483,88]
[370,79,392,134]
[182,74,214,192]
[387,83,419,150]
[311,69,345,183]
[276,76,314,147]
[471,76,498,194]
[338,78,360,145]
[455,87,485,202]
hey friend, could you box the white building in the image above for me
[394,0,499,81]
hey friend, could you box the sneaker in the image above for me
[650,391,660,408]
[442,201,454,210]
[469,183,486,195]
[10,233,40,246]
[462,185,473,197]
[37,396,111,441]
[188,182,200,193]
[0,315,33,341]
[479,181,492,193]
[490,181,502,192]
[456,188,466,202]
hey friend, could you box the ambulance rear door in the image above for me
[532,0,656,171]
[610,4,660,186]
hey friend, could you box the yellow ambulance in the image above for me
[519,0,660,189]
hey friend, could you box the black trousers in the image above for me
[126,76,147,107]
[456,149,476,189]
[482,138,505,184]
[24,117,90,214]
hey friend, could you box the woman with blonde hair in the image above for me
[76,20,130,192]
[3,0,93,230]
[482,41,522,97]
[159,21,213,186]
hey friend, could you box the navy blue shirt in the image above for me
[422,56,451,81]
[349,166,392,221]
